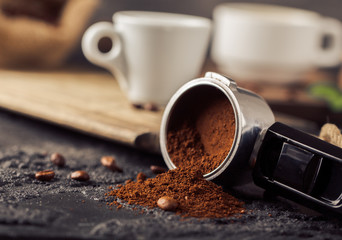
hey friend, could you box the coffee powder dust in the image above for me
[106,166,244,218]
[106,88,244,219]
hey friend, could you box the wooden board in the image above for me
[0,68,163,152]
[0,66,331,153]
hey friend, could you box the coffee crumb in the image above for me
[50,152,65,167]
[71,170,89,181]
[125,179,132,185]
[101,156,122,172]
[143,103,159,112]
[157,196,179,211]
[132,103,143,109]
[150,165,167,174]
[35,169,55,181]
[136,172,146,182]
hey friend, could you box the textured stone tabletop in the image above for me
[0,109,342,240]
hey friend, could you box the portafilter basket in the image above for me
[160,72,342,217]
[159,72,275,186]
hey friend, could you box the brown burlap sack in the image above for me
[319,123,342,148]
[0,0,99,68]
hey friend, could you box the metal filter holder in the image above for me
[160,72,342,217]
[160,72,275,186]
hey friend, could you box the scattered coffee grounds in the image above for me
[107,88,243,219]
[71,170,89,181]
[167,91,235,174]
[107,167,244,218]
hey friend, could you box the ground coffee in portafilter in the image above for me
[107,88,244,218]
[167,89,235,174]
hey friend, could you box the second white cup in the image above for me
[82,11,212,105]
[211,3,342,82]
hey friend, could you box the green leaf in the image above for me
[308,83,342,112]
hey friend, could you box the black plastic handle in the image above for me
[253,122,342,217]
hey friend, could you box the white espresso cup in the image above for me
[211,3,342,82]
[82,11,211,105]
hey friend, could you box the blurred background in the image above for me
[2,0,342,71]
[1,0,342,134]
[82,0,342,128]
[71,0,342,64]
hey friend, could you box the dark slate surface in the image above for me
[0,108,342,240]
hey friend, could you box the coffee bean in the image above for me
[150,165,167,174]
[157,196,178,211]
[132,103,143,109]
[101,156,122,172]
[136,172,146,182]
[35,170,55,181]
[50,152,65,167]
[71,170,89,181]
[143,103,159,112]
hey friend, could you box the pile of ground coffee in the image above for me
[107,166,244,218]
[107,88,244,218]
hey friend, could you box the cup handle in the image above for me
[82,22,128,91]
[315,17,342,67]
